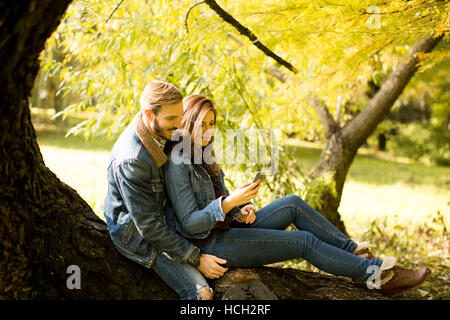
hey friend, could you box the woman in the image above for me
[164,94,430,299]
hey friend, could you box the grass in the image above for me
[39,145,110,216]
[284,139,450,230]
[33,108,449,299]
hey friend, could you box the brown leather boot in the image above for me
[352,256,396,284]
[380,266,431,297]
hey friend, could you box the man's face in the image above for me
[146,101,183,141]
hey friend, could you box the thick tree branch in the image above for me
[203,0,298,73]
[342,33,444,147]
[307,93,340,138]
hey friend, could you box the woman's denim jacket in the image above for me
[164,152,243,239]
[103,115,200,268]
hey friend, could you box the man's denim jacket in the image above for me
[103,112,201,268]
[164,152,243,240]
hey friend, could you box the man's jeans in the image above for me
[153,251,211,300]
[204,195,383,281]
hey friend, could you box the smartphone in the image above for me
[252,171,266,186]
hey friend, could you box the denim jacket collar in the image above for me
[132,111,167,168]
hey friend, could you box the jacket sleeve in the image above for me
[116,158,200,266]
[165,161,227,237]
[219,169,251,219]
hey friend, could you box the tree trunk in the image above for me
[310,132,358,236]
[311,33,443,235]
[209,268,423,300]
[0,0,185,299]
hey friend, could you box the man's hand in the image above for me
[237,204,256,224]
[197,254,228,279]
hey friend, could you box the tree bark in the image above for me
[210,268,423,300]
[0,0,187,299]
[309,133,359,236]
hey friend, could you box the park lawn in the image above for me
[38,132,450,228]
[36,131,450,299]
[39,144,110,217]
[284,139,450,231]
[33,107,449,231]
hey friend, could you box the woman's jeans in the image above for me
[154,194,383,299]
[204,195,383,281]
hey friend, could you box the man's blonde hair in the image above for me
[140,80,183,115]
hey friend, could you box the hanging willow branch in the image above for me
[203,0,298,73]
[105,0,124,23]
[185,1,206,33]
[203,0,342,137]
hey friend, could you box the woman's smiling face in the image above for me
[200,110,216,147]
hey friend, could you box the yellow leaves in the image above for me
[38,0,448,143]
[4,285,13,293]
[415,49,450,73]
[97,21,106,34]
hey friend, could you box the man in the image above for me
[103,80,226,300]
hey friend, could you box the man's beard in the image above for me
[152,117,176,141]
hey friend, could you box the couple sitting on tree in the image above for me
[103,80,430,300]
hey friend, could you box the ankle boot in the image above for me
[379,265,431,297]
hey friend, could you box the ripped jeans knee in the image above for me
[196,284,213,300]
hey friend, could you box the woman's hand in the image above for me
[237,204,256,224]
[226,180,261,207]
